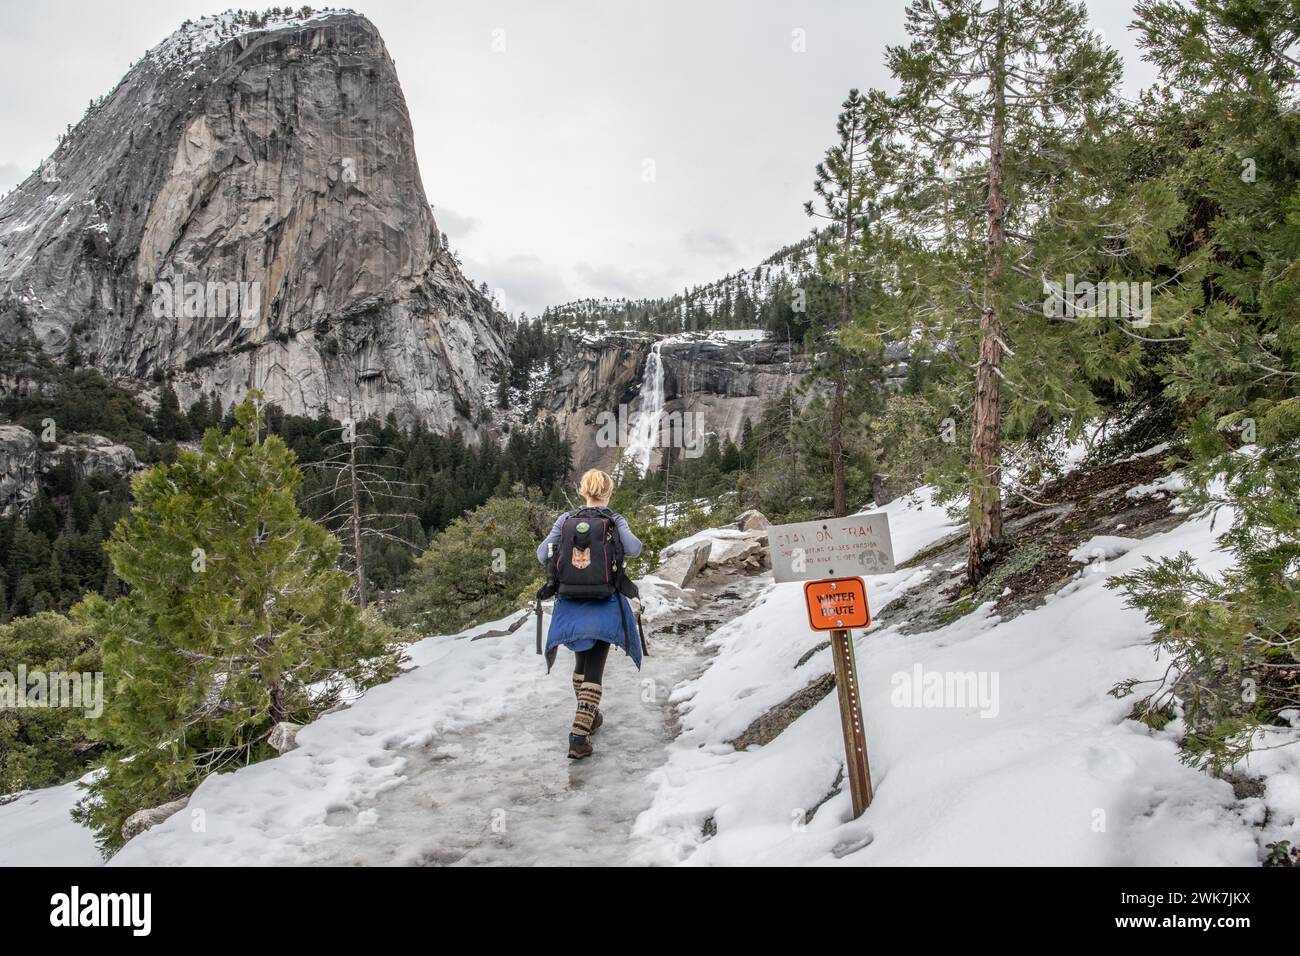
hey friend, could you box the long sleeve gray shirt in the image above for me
[536,510,642,564]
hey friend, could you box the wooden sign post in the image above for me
[803,576,873,817]
[768,514,894,820]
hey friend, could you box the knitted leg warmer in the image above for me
[571,681,603,737]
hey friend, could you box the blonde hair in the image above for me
[579,468,614,503]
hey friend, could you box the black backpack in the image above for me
[552,507,624,600]
[534,507,644,660]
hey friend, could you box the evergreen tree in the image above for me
[1111,0,1300,769]
[153,383,188,441]
[0,612,101,793]
[390,494,550,635]
[886,0,1138,583]
[72,395,400,851]
[805,88,889,516]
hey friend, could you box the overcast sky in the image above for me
[0,0,1158,316]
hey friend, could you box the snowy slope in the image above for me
[3,482,1295,866]
[106,620,548,865]
[630,494,1286,866]
[0,778,101,866]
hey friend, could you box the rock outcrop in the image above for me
[652,540,713,589]
[121,797,189,843]
[539,333,655,470]
[52,434,141,482]
[267,721,303,754]
[0,425,40,514]
[0,11,508,432]
[0,426,140,513]
[653,336,811,472]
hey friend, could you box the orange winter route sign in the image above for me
[767,513,896,583]
[804,577,871,631]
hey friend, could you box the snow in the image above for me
[630,495,1274,866]
[104,621,547,865]
[146,9,352,73]
[0,776,102,866]
[2,480,1293,866]
[863,486,961,561]
[1068,535,1140,564]
[1127,473,1189,500]
[709,329,766,342]
[660,328,768,347]
[660,526,754,560]
[1120,441,1171,462]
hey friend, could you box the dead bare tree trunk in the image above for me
[348,434,367,609]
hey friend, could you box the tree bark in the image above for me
[967,0,1008,585]
[832,130,855,518]
[832,355,848,516]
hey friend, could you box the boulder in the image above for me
[707,536,767,570]
[50,433,140,481]
[735,508,769,532]
[653,540,712,589]
[268,721,303,754]
[121,798,188,843]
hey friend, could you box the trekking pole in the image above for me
[535,596,542,655]
[536,542,554,656]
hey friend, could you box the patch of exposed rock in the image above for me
[728,672,837,751]
[122,797,189,843]
[653,540,713,589]
[540,332,816,472]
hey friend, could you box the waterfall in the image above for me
[623,341,665,475]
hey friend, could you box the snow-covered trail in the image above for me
[85,568,771,867]
[302,576,768,866]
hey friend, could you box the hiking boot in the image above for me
[590,708,603,734]
[567,733,593,759]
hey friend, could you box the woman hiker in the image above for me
[536,468,643,760]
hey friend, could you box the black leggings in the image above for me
[572,642,610,685]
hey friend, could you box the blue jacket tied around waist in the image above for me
[537,510,643,670]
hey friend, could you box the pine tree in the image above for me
[805,89,889,516]
[885,0,1138,583]
[72,394,400,851]
[391,494,549,635]
[154,383,188,441]
[1111,0,1300,769]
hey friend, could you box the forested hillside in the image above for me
[0,345,572,620]
[537,235,824,341]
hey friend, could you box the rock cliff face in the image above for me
[657,336,808,464]
[0,11,507,431]
[540,332,812,472]
[539,333,654,471]
[0,425,140,514]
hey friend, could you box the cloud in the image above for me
[463,253,575,318]
[682,227,739,259]
[0,162,27,196]
[573,261,679,302]
[431,205,477,241]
